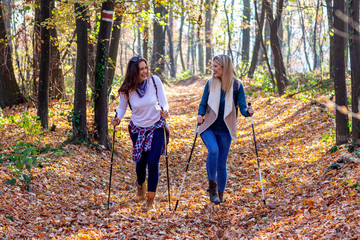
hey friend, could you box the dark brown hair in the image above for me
[119,57,149,100]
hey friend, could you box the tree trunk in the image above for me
[137,27,141,56]
[0,6,26,109]
[37,0,51,128]
[178,0,186,72]
[73,3,88,142]
[94,0,115,149]
[143,2,150,60]
[87,19,96,89]
[166,10,176,78]
[313,0,320,70]
[107,9,123,88]
[151,2,165,80]
[242,0,251,63]
[297,0,312,72]
[197,2,204,74]
[187,23,196,74]
[32,0,41,98]
[3,0,13,52]
[23,2,31,97]
[326,0,335,84]
[224,0,233,61]
[205,0,212,74]
[349,0,360,143]
[191,24,196,74]
[334,0,350,145]
[248,1,265,78]
[263,19,271,65]
[49,0,64,100]
[318,8,325,68]
[263,0,287,96]
[132,28,136,55]
[286,12,293,71]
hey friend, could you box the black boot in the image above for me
[218,192,226,203]
[208,180,220,204]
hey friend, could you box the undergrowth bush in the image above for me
[1,141,66,191]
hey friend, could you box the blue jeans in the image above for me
[130,127,164,192]
[200,128,232,192]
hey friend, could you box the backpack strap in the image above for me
[233,80,239,116]
[128,76,160,110]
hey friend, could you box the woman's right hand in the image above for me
[197,115,205,124]
[111,117,120,126]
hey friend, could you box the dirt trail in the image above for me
[0,78,359,239]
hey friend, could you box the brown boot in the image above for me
[146,192,155,211]
[137,182,146,201]
[218,192,226,203]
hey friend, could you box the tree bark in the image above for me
[334,0,350,145]
[178,0,186,72]
[151,1,165,80]
[107,7,123,88]
[297,0,312,72]
[49,0,64,100]
[326,0,335,84]
[263,0,287,96]
[242,0,251,63]
[3,0,13,52]
[143,2,150,60]
[248,1,265,78]
[87,19,96,89]
[0,6,26,109]
[349,0,360,143]
[205,0,212,74]
[37,0,51,128]
[224,0,233,61]
[32,0,41,98]
[286,12,293,71]
[197,2,204,74]
[94,0,115,149]
[73,3,88,142]
[313,0,320,70]
[166,10,176,78]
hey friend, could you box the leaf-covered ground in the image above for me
[1,78,359,239]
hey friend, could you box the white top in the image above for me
[116,75,169,128]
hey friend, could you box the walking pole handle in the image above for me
[248,102,254,124]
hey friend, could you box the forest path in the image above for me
[0,78,359,239]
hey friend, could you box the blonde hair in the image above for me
[210,55,238,93]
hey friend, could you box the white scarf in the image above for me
[207,78,234,119]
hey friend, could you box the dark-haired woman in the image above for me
[111,56,169,210]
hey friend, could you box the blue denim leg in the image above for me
[200,128,232,192]
[216,131,232,192]
[201,128,219,181]
[130,127,164,192]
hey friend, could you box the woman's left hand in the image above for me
[248,105,255,116]
[160,110,169,119]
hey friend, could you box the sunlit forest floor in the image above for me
[1,77,359,239]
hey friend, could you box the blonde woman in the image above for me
[197,55,254,204]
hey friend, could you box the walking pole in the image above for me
[160,106,171,210]
[174,123,200,211]
[248,103,266,205]
[163,126,171,211]
[107,110,117,210]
